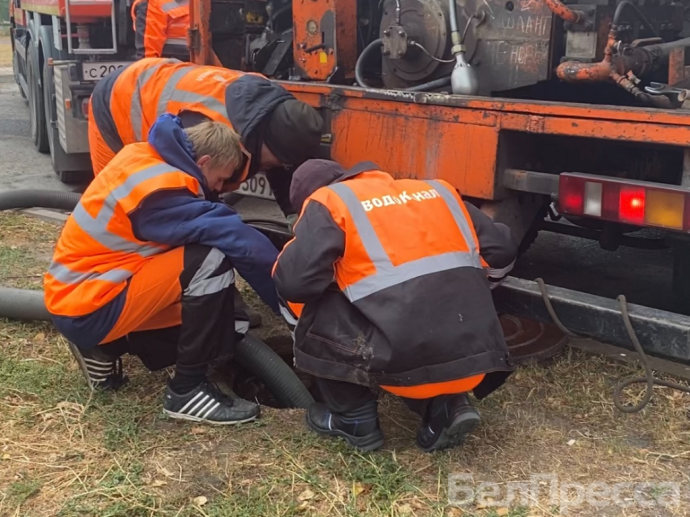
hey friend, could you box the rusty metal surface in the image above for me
[293,0,358,81]
[501,314,568,365]
[460,0,555,94]
[543,0,583,25]
[189,0,222,66]
[669,47,688,87]
[379,0,446,87]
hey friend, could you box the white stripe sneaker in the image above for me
[163,381,260,425]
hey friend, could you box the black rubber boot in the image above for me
[416,393,480,452]
[234,286,262,328]
[306,401,384,452]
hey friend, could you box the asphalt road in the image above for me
[0,80,677,314]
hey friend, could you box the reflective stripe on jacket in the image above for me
[93,58,252,185]
[310,172,486,301]
[273,165,516,390]
[132,0,190,59]
[44,143,202,318]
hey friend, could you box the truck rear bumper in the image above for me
[494,277,690,364]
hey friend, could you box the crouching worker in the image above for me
[44,114,281,425]
[273,160,518,452]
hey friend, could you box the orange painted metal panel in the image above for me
[285,82,690,200]
[329,108,499,199]
[292,0,357,81]
[284,82,690,128]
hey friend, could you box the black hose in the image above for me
[355,38,383,88]
[613,0,660,39]
[0,287,50,321]
[406,76,451,92]
[234,334,314,408]
[536,279,690,413]
[0,189,81,212]
[356,38,451,92]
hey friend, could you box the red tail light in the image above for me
[558,173,689,232]
[81,98,90,119]
[618,186,646,225]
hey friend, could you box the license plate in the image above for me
[236,173,275,200]
[81,61,130,81]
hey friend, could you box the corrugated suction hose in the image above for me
[0,189,314,409]
[0,189,81,211]
[235,334,314,408]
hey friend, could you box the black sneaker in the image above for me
[306,402,385,452]
[416,394,480,452]
[67,341,128,391]
[163,381,260,425]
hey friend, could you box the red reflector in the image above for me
[81,98,90,118]
[558,175,584,214]
[619,186,646,225]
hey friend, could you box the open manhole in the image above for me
[501,314,568,365]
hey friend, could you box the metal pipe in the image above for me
[544,0,584,24]
[557,26,617,82]
[448,0,459,35]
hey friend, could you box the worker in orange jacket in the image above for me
[88,59,322,222]
[45,114,281,425]
[132,0,190,60]
[88,58,323,327]
[273,160,518,452]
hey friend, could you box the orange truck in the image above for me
[10,0,690,361]
[9,0,135,182]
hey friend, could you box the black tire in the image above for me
[28,51,49,153]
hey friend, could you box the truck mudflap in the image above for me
[494,277,690,364]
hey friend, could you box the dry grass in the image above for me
[0,37,12,67]
[1,211,690,516]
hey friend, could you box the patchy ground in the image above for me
[0,37,11,67]
[1,212,690,517]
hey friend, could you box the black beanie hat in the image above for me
[263,99,324,166]
[290,159,347,211]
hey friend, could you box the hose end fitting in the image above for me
[451,52,478,95]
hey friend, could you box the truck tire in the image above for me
[42,61,92,184]
[28,52,49,153]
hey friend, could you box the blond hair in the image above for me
[185,121,243,170]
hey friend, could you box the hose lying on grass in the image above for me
[0,189,314,409]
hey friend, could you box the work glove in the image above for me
[286,213,298,234]
[487,260,515,290]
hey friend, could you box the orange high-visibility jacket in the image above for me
[132,0,190,59]
[90,58,252,185]
[273,165,516,394]
[44,143,201,319]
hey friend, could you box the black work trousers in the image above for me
[314,377,457,419]
[95,245,240,375]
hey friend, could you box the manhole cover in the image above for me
[500,314,568,365]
